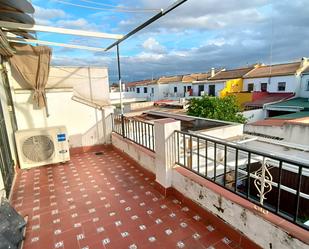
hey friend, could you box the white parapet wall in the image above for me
[199,124,244,139]
[172,167,308,249]
[8,65,112,149]
[111,133,156,174]
[12,89,108,148]
[242,109,266,123]
[245,122,309,146]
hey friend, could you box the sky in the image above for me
[31,0,309,83]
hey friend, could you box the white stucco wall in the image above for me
[165,82,192,98]
[242,109,266,123]
[199,124,244,139]
[110,92,137,100]
[149,84,165,101]
[8,65,112,148]
[244,124,285,139]
[300,74,309,98]
[192,82,224,97]
[206,82,225,96]
[135,85,151,99]
[192,83,200,96]
[14,91,103,147]
[132,83,195,101]
[245,123,309,146]
[112,133,156,174]
[157,84,169,100]
[171,169,307,249]
[12,90,107,148]
[243,75,299,93]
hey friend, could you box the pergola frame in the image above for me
[1,0,188,118]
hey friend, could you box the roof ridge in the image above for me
[260,61,300,67]
[219,66,254,72]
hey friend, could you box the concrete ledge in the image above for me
[69,144,110,155]
[112,145,156,181]
[112,133,156,174]
[172,166,309,248]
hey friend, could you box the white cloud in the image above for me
[54,18,101,31]
[34,5,67,20]
[118,0,267,32]
[142,38,166,54]
[46,0,309,82]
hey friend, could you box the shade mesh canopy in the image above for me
[9,43,52,108]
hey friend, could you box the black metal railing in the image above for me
[174,130,309,230]
[113,114,155,152]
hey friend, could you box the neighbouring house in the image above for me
[157,75,184,99]
[243,59,309,93]
[205,66,255,100]
[242,58,309,110]
[300,66,309,98]
[125,80,138,92]
[136,78,160,100]
[191,68,216,96]
[184,72,210,96]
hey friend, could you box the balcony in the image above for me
[10,146,256,249]
[3,109,307,249]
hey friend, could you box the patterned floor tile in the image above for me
[10,147,240,249]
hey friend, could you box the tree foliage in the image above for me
[187,95,246,123]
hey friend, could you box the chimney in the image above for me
[301,57,309,68]
[211,67,215,77]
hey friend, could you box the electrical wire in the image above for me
[52,0,160,13]
[78,0,159,12]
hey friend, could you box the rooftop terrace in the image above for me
[10,147,251,249]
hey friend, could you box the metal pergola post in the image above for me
[116,44,125,137]
[112,0,188,139]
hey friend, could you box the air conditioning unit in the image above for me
[15,126,70,169]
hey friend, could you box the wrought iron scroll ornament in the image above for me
[253,157,273,205]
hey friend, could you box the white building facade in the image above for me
[300,70,309,98]
[243,75,300,93]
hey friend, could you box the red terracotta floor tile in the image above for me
[11,148,243,249]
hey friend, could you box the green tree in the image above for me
[187,95,246,123]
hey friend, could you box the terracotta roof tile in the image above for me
[126,79,158,87]
[157,75,183,84]
[251,119,287,126]
[285,117,309,125]
[245,93,294,107]
[182,73,210,82]
[244,62,300,78]
[209,67,254,81]
[252,117,309,127]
